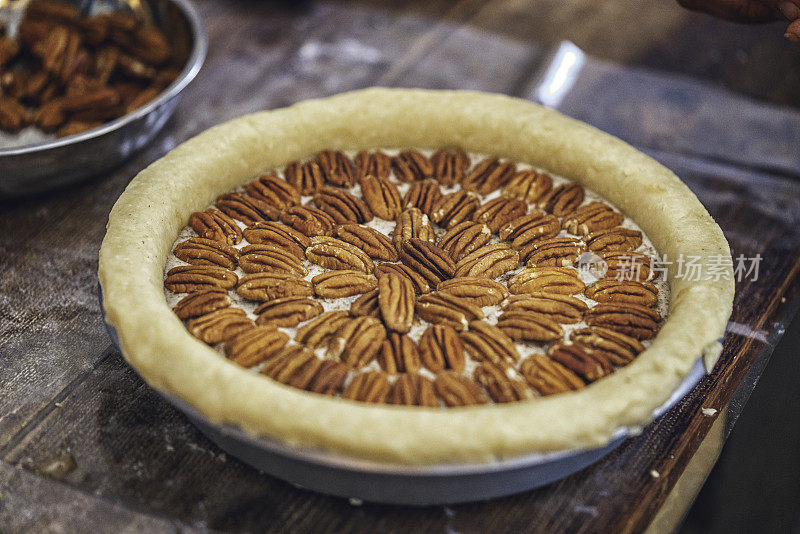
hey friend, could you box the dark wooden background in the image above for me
[2,0,800,531]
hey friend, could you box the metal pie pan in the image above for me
[99,285,705,505]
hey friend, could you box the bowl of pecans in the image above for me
[0,0,206,195]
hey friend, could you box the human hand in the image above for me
[677,0,800,43]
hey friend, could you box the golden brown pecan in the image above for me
[306,236,375,273]
[327,316,387,368]
[260,345,317,383]
[224,325,289,368]
[342,371,392,403]
[437,277,509,307]
[431,148,470,186]
[254,297,324,327]
[520,354,585,395]
[378,332,422,374]
[313,270,377,298]
[239,244,307,276]
[584,303,662,340]
[316,150,355,187]
[601,251,654,281]
[499,212,561,250]
[402,180,443,218]
[508,267,585,295]
[336,224,398,262]
[242,221,310,259]
[378,273,415,333]
[416,292,483,331]
[570,326,645,365]
[291,358,350,395]
[189,209,242,245]
[502,292,587,323]
[563,201,623,236]
[585,279,658,307]
[374,263,431,294]
[354,150,391,180]
[359,175,401,220]
[295,310,351,349]
[215,192,280,225]
[434,371,488,406]
[419,324,465,372]
[0,36,19,68]
[472,197,528,233]
[164,265,238,293]
[390,373,438,407]
[313,187,373,224]
[350,289,380,317]
[496,310,563,342]
[0,97,30,132]
[33,98,66,131]
[284,160,324,195]
[539,183,585,216]
[243,174,301,210]
[280,205,336,237]
[173,237,238,270]
[187,308,253,345]
[173,288,231,320]
[236,272,313,301]
[473,363,532,403]
[392,149,434,182]
[502,170,553,203]
[549,343,614,382]
[430,190,480,229]
[585,228,643,253]
[462,157,516,194]
[56,120,102,138]
[523,237,585,268]
[459,320,519,366]
[437,221,492,262]
[454,243,519,279]
[393,207,436,248]
[399,239,456,286]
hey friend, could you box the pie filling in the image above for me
[162,148,669,407]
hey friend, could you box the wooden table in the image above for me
[3,1,800,531]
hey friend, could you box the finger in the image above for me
[785,17,800,41]
[678,0,781,22]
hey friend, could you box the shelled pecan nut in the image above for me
[392,149,434,182]
[242,221,310,259]
[430,190,480,229]
[601,251,654,281]
[437,221,491,262]
[354,150,392,180]
[189,209,242,245]
[350,288,380,317]
[284,160,324,195]
[415,292,483,331]
[585,279,658,307]
[254,296,324,327]
[569,326,645,365]
[215,193,280,226]
[584,303,662,340]
[520,354,585,395]
[418,324,465,372]
[187,308,253,345]
[260,345,317,384]
[462,157,516,194]
[399,238,456,286]
[378,332,422,374]
[295,310,350,349]
[539,183,585,216]
[471,197,527,233]
[562,201,623,235]
[280,205,336,237]
[431,148,470,186]
[522,237,585,268]
[373,262,431,294]
[326,316,387,368]
[336,223,398,261]
[434,371,488,406]
[316,150,355,187]
[393,207,436,248]
[453,243,519,279]
[548,343,614,382]
[496,310,564,342]
[499,212,561,249]
[389,373,438,407]
[501,292,587,323]
[342,371,392,403]
[224,325,289,368]
[0,96,30,132]
[459,320,520,366]
[436,277,509,307]
[313,186,373,224]
[172,288,231,319]
[358,175,402,220]
[236,272,313,301]
[473,363,532,403]
[173,237,238,269]
[378,273,415,333]
[507,266,585,295]
[585,228,643,253]
[313,270,377,298]
[290,358,350,395]
[402,180,442,217]
[305,236,375,273]
[164,265,238,293]
[502,170,553,203]
[243,174,300,210]
[238,244,307,276]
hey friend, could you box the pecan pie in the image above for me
[99,89,733,465]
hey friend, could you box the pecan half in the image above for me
[430,190,480,229]
[350,288,380,317]
[378,332,421,374]
[187,308,253,345]
[224,325,289,368]
[295,310,350,349]
[585,279,658,307]
[215,192,280,225]
[570,326,645,365]
[255,296,324,327]
[563,201,623,236]
[242,221,310,259]
[459,320,520,365]
[472,197,527,233]
[508,267,585,295]
[260,345,317,383]
[290,358,350,395]
[399,238,456,286]
[313,187,373,224]
[327,316,387,368]
[164,265,238,293]
[585,228,643,253]
[189,209,242,245]
[415,292,483,331]
[393,207,436,248]
[496,310,563,342]
[548,343,614,382]
[342,371,391,403]
[0,97,30,132]
[378,273,415,333]
[313,270,377,298]
[501,292,587,323]
[431,148,470,186]
[392,149,434,182]
[437,277,509,307]
[523,237,585,268]
[437,221,492,262]
[434,371,488,406]
[374,263,431,294]
[316,150,355,187]
[336,224,398,261]
[499,212,561,249]
[236,272,313,301]
[243,174,300,210]
[502,170,553,203]
[402,180,442,218]
[359,175,401,220]
[462,157,516,194]
[305,236,375,273]
[419,324,465,372]
[454,243,519,279]
[601,251,654,281]
[172,288,231,319]
[390,373,438,407]
[280,205,336,237]
[539,183,585,216]
[354,150,391,180]
[473,363,532,403]
[520,354,585,396]
[173,237,238,270]
[239,244,307,276]
[284,160,324,195]
[584,303,662,340]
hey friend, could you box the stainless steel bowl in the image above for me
[0,0,207,196]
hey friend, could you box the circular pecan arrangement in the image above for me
[163,149,668,407]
